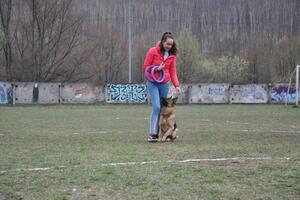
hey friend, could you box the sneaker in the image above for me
[147,134,158,142]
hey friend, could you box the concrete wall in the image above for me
[60,83,104,104]
[188,84,230,104]
[230,84,269,104]
[1,81,299,105]
[14,82,61,104]
[14,82,35,104]
[38,83,60,104]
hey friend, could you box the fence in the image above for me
[0,81,299,105]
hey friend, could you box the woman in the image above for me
[143,32,181,142]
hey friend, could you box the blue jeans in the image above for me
[146,79,171,135]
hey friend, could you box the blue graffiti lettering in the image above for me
[107,84,147,103]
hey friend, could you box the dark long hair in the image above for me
[159,32,178,56]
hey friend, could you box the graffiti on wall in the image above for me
[230,84,269,103]
[208,85,226,96]
[7,87,13,104]
[106,84,147,103]
[72,85,100,99]
[188,84,229,103]
[271,84,298,103]
[0,82,13,104]
[0,82,8,104]
[204,84,229,103]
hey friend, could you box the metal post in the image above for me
[128,0,132,83]
[296,65,300,106]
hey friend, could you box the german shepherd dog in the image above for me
[158,96,179,142]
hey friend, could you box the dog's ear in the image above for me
[172,97,178,104]
[161,97,169,107]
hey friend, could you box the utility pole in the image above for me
[128,0,132,83]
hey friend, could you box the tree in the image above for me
[12,0,93,82]
[176,28,202,83]
[212,56,252,84]
[87,22,127,84]
[0,0,12,81]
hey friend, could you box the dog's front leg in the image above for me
[158,128,163,142]
[170,128,179,141]
[161,128,174,142]
[158,115,164,142]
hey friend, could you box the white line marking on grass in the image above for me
[99,131,108,134]
[0,157,293,174]
[215,129,300,134]
[0,166,66,174]
[101,157,292,167]
[175,157,291,163]
[226,121,250,125]
[184,128,300,134]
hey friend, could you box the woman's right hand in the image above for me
[156,62,165,71]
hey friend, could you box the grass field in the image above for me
[0,104,300,200]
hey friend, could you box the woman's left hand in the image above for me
[175,86,181,95]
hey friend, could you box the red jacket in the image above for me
[143,42,180,87]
